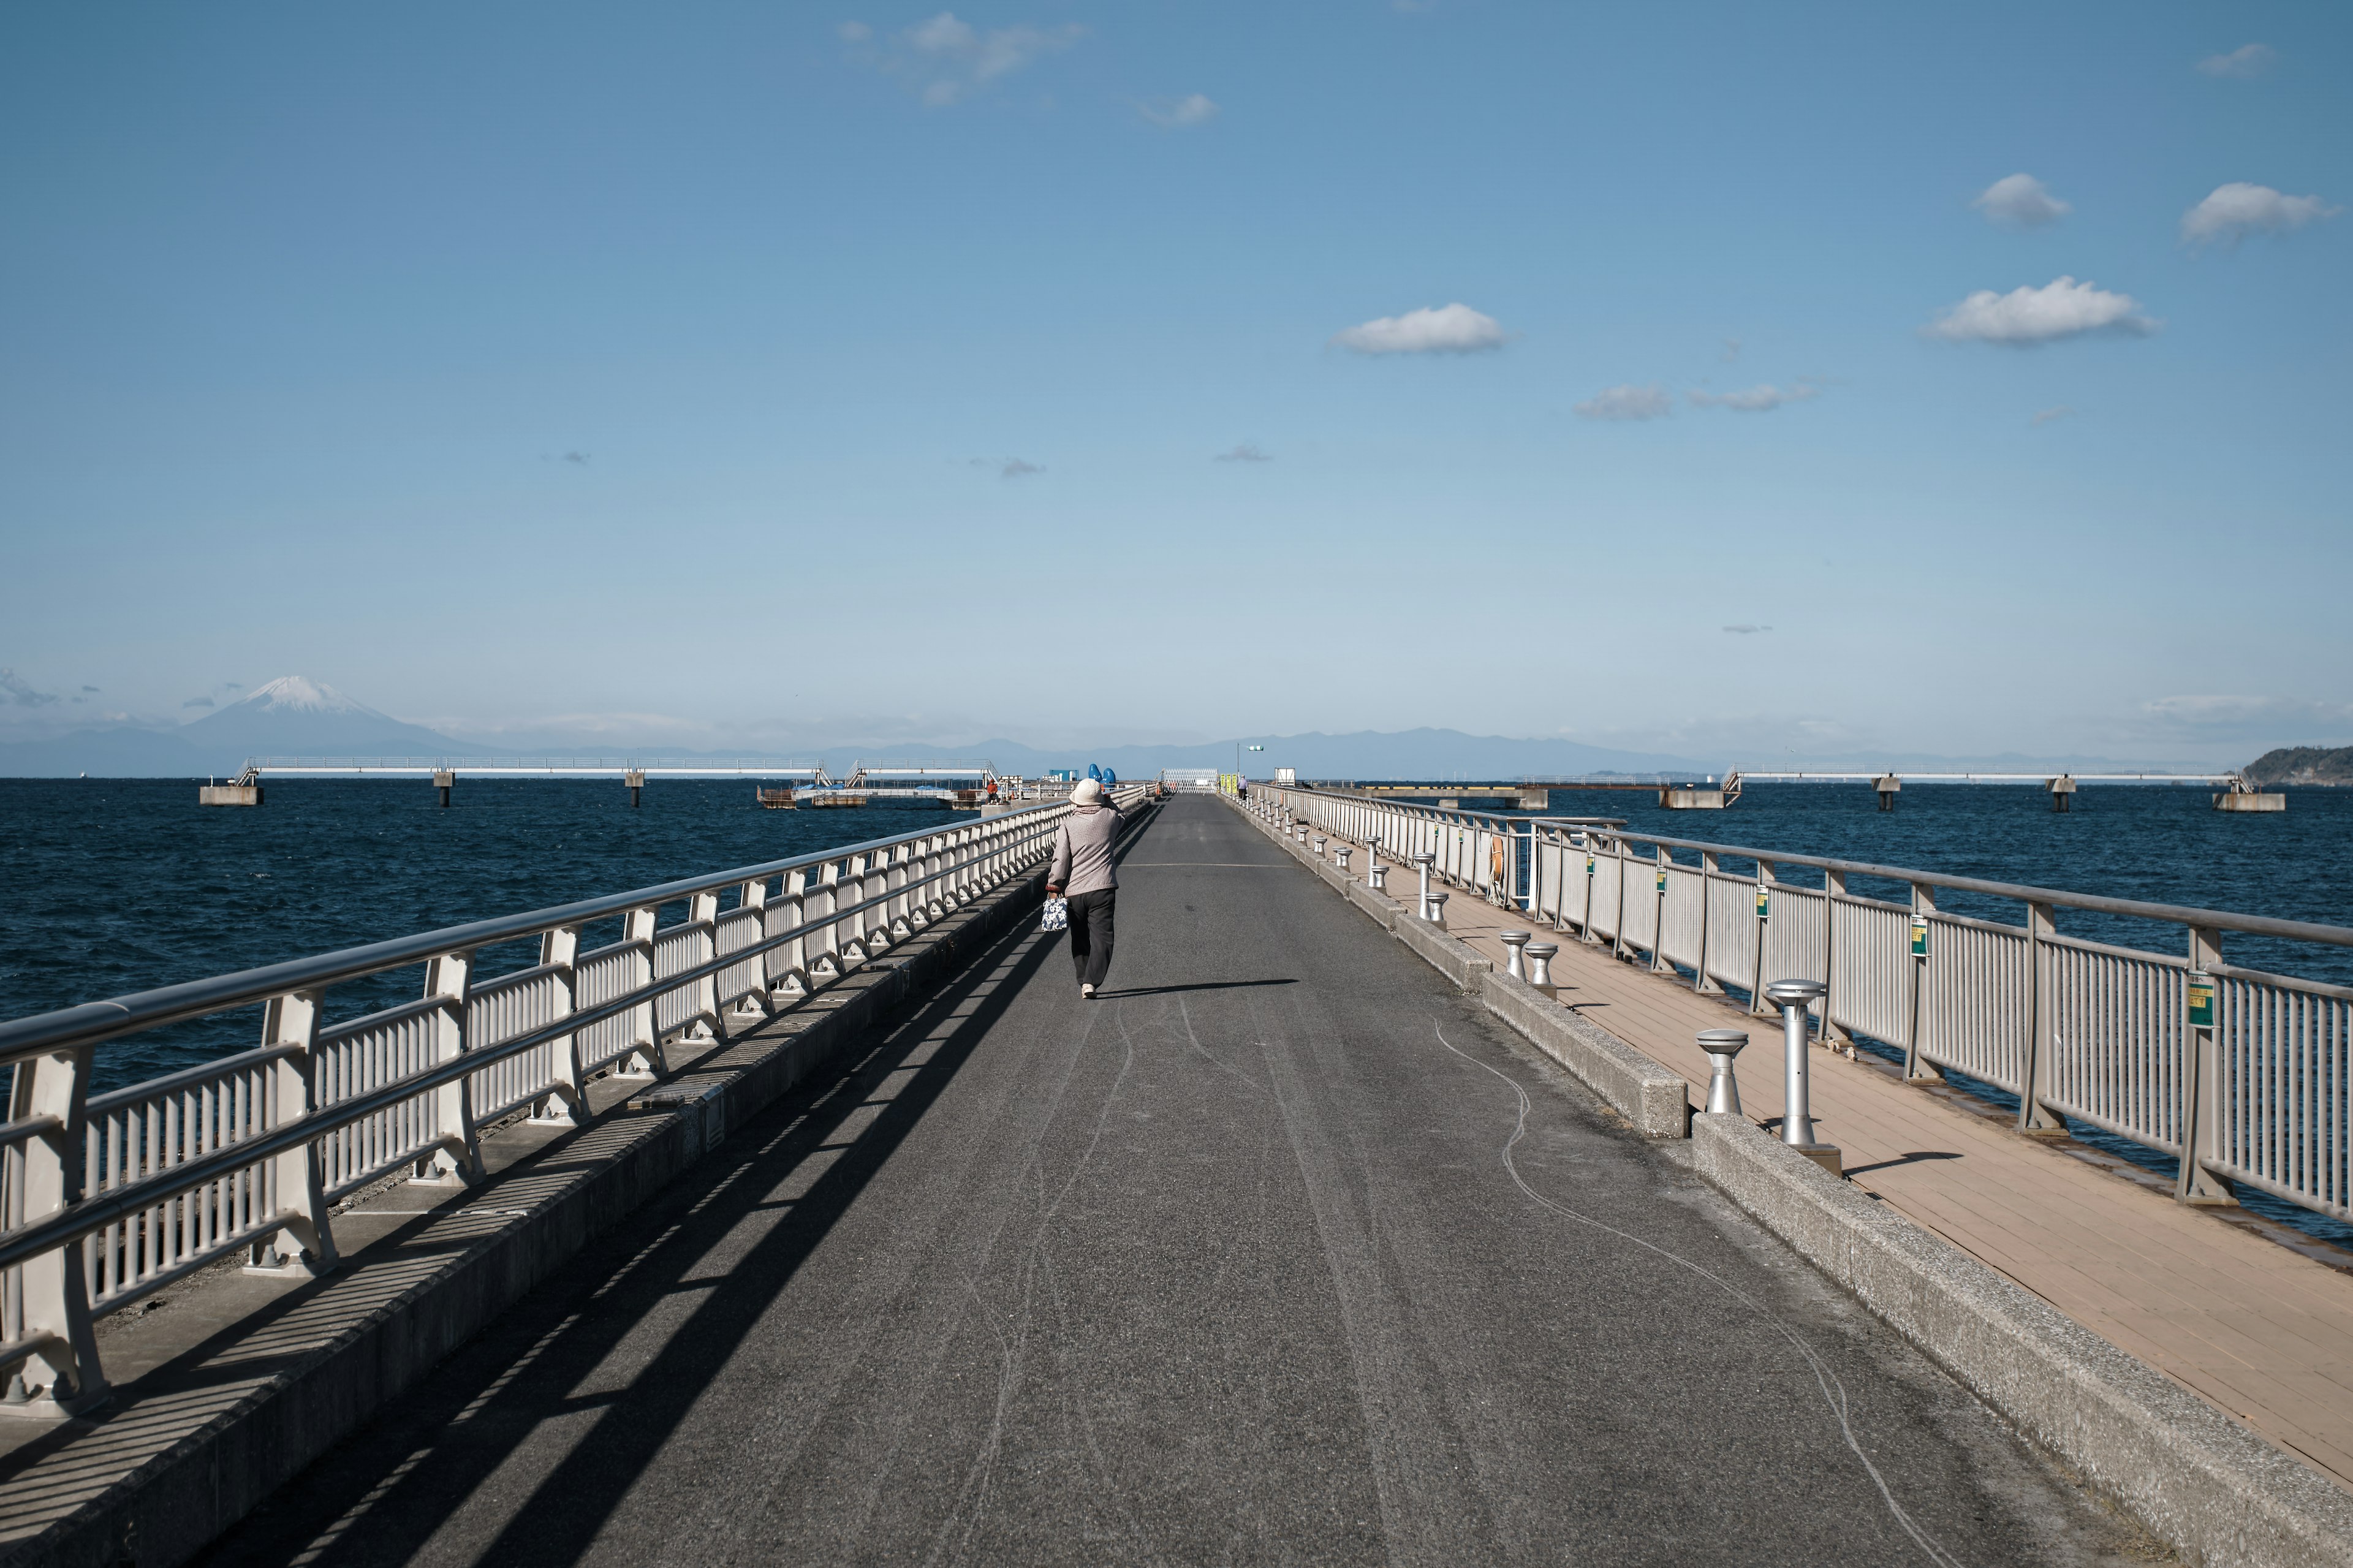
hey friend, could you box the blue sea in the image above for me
[3,778,2349,1097]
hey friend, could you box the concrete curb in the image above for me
[1692,1113,2353,1568]
[2,801,1162,1568]
[1233,797,1688,1138]
[1483,970,1690,1137]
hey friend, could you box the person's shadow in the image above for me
[1093,979,1297,999]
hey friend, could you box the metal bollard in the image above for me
[1761,978,1838,1171]
[1313,835,1327,858]
[1525,942,1557,995]
[1363,837,1382,888]
[1412,852,1435,918]
[1697,1029,1748,1116]
[1499,930,1532,980]
[1335,846,1352,872]
[1426,890,1449,929]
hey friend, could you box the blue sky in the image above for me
[1,1,2345,765]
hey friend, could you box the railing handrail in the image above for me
[0,798,1072,1066]
[1526,817,2353,950]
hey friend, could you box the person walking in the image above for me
[1046,777,1123,998]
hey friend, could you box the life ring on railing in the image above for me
[1489,836,1506,885]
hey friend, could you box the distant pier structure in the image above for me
[1309,769,2284,814]
[200,757,1010,811]
[202,757,825,808]
[1703,769,2283,813]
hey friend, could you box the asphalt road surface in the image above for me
[205,794,2157,1567]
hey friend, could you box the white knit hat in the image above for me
[1071,777,1105,805]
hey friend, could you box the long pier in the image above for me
[4,790,2350,1565]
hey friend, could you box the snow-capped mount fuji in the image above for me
[180,676,476,757]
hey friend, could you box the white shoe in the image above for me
[1082,983,1096,999]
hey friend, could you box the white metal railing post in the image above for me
[686,890,721,1036]
[9,1045,105,1412]
[815,862,844,975]
[2177,926,2239,1205]
[1694,850,1721,994]
[1822,868,1851,1048]
[532,926,591,1124]
[254,989,338,1271]
[416,950,482,1184]
[733,877,771,1020]
[1901,888,1942,1084]
[620,906,667,1075]
[1750,860,1776,1013]
[1612,835,1631,960]
[2016,901,2064,1135]
[1651,846,1673,974]
[775,873,811,999]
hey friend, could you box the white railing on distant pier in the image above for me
[0,787,1150,1414]
[1244,783,2353,1229]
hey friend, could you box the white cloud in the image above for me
[1923,276,2156,345]
[999,458,1042,479]
[1213,443,1271,462]
[2196,43,2276,79]
[868,12,1085,107]
[1973,173,2071,229]
[2180,182,2342,245]
[1330,303,1507,355]
[2031,405,2074,426]
[1573,383,1672,421]
[1688,381,1819,412]
[1139,94,1218,129]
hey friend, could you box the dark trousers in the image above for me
[1066,889,1116,987]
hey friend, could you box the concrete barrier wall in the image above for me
[1695,1114,2353,1568]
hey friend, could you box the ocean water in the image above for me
[4,778,2349,1096]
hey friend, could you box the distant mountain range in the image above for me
[0,676,463,776]
[0,673,2304,781]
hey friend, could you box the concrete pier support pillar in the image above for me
[433,769,455,808]
[2048,775,2075,813]
[626,768,645,808]
[1874,775,1900,812]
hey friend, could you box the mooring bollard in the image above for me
[1412,852,1435,918]
[1697,1028,1748,1116]
[1335,846,1352,872]
[1427,890,1449,929]
[1762,978,1839,1173]
[1364,837,1382,888]
[1313,835,1327,858]
[1499,930,1532,979]
[1525,942,1557,995]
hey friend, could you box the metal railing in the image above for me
[1249,784,2353,1229]
[0,787,1148,1414]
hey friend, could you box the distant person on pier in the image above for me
[1047,777,1123,999]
